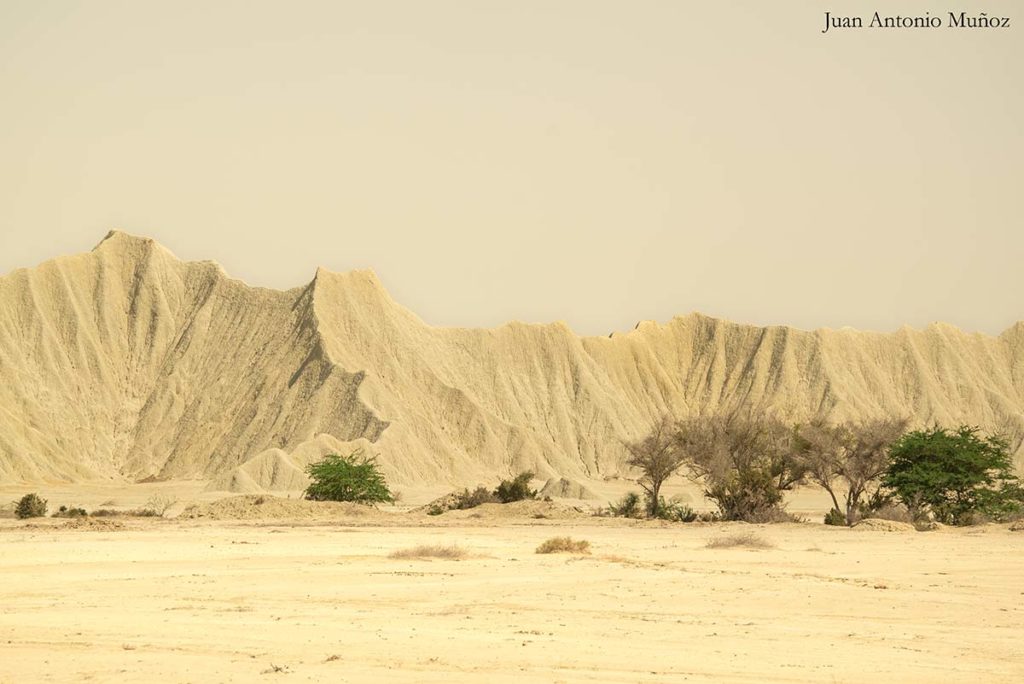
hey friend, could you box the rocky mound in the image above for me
[438,500,590,520]
[852,519,917,532]
[539,477,598,500]
[180,494,387,521]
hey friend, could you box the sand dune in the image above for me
[1,231,1021,486]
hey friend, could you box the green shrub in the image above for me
[883,426,1023,525]
[494,471,537,504]
[304,450,394,504]
[606,491,642,518]
[454,486,498,509]
[823,508,846,526]
[52,505,88,518]
[15,493,47,519]
[654,497,697,522]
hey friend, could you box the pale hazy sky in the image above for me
[1,1,1021,336]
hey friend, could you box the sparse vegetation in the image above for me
[536,536,591,554]
[883,426,1023,525]
[91,508,160,518]
[304,450,394,505]
[427,473,537,514]
[145,494,178,517]
[389,544,468,560]
[652,496,697,522]
[52,505,88,518]
[14,493,47,519]
[705,531,774,549]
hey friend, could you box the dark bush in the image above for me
[52,505,88,518]
[15,493,47,519]
[823,508,846,526]
[91,508,159,517]
[454,486,498,510]
[494,471,537,504]
[606,491,643,518]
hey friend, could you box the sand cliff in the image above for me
[1,231,1021,485]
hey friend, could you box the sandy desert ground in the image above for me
[2,492,1022,684]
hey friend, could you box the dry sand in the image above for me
[1,512,1022,683]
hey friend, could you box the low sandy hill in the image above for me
[1,231,1022,486]
[180,494,386,521]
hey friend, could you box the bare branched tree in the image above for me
[623,417,686,517]
[796,417,908,525]
[674,414,806,521]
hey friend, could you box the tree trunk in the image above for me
[649,480,662,518]
[823,485,841,516]
[845,486,861,526]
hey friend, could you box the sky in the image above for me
[1,0,1021,336]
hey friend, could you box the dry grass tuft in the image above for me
[389,544,469,560]
[705,530,774,549]
[536,536,591,554]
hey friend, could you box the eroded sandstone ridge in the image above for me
[1,231,1021,485]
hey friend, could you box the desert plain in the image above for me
[1,483,1022,684]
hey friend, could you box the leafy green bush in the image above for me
[15,493,47,519]
[494,471,537,504]
[304,450,394,504]
[653,497,697,522]
[52,505,88,518]
[883,426,1023,525]
[605,491,642,518]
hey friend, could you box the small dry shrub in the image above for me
[536,536,591,554]
[705,531,774,549]
[389,544,468,560]
[146,495,177,516]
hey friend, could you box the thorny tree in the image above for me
[796,418,908,525]
[623,417,687,517]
